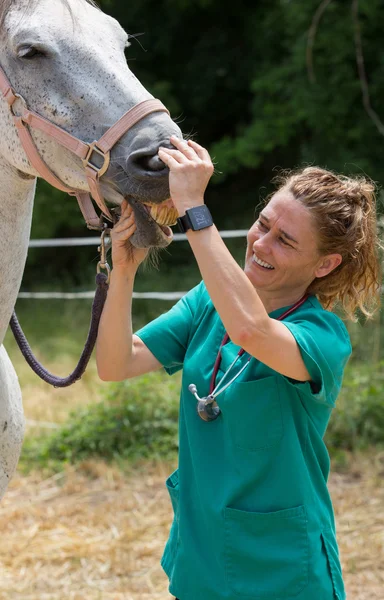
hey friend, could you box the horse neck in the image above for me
[0,154,36,345]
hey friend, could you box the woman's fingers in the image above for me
[159,137,213,215]
[120,199,133,218]
[166,136,212,167]
[118,207,134,223]
[114,210,134,230]
[187,139,211,162]
[159,147,190,164]
[112,225,136,243]
[116,200,134,225]
[112,204,136,240]
[110,202,149,269]
[158,148,184,169]
[170,136,201,161]
[158,137,210,175]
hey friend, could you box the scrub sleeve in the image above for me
[136,283,352,600]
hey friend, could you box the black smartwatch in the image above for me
[177,205,213,233]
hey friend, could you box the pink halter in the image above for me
[0,65,169,230]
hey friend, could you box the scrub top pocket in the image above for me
[224,504,309,598]
[223,376,283,451]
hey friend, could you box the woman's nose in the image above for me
[253,235,271,255]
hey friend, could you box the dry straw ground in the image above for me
[0,454,382,600]
[0,352,382,599]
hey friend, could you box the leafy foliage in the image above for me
[26,1,384,285]
[21,372,180,469]
[21,362,384,471]
[325,361,384,450]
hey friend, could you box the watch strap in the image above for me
[177,205,213,233]
[177,212,191,233]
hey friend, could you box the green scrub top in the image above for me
[136,282,352,600]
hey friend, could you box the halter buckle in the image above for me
[83,142,111,177]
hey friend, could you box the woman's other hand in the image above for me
[158,136,214,216]
[110,200,149,271]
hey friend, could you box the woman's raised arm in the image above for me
[96,201,162,382]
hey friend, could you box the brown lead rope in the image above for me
[9,272,109,388]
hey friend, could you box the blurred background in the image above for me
[1,1,383,599]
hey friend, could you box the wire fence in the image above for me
[18,291,187,300]
[21,229,248,300]
[28,230,248,248]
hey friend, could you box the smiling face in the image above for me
[244,189,342,306]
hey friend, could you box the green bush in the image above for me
[21,362,384,470]
[21,371,180,468]
[326,362,384,451]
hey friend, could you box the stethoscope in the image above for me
[188,295,309,422]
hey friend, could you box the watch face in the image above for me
[189,205,212,230]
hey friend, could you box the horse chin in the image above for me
[130,228,173,249]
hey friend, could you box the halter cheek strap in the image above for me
[0,65,170,230]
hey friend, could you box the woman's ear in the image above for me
[315,254,342,279]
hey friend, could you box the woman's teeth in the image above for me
[252,254,274,270]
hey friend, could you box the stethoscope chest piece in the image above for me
[189,385,221,422]
[197,397,221,422]
[188,295,309,423]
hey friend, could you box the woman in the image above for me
[97,136,380,600]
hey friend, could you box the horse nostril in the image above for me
[130,150,168,173]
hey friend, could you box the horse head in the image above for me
[0,0,182,248]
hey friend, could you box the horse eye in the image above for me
[18,46,45,60]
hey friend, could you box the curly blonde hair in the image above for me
[271,167,382,321]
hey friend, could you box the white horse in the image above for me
[0,0,181,500]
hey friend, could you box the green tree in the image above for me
[27,0,384,285]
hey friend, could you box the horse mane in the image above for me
[0,0,99,28]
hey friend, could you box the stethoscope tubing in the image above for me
[209,353,251,399]
[191,294,309,422]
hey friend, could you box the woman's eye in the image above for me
[279,237,291,247]
[257,220,267,230]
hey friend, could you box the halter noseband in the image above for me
[0,65,170,231]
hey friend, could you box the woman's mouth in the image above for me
[252,253,274,270]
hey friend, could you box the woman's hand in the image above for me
[110,200,149,272]
[158,136,214,216]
